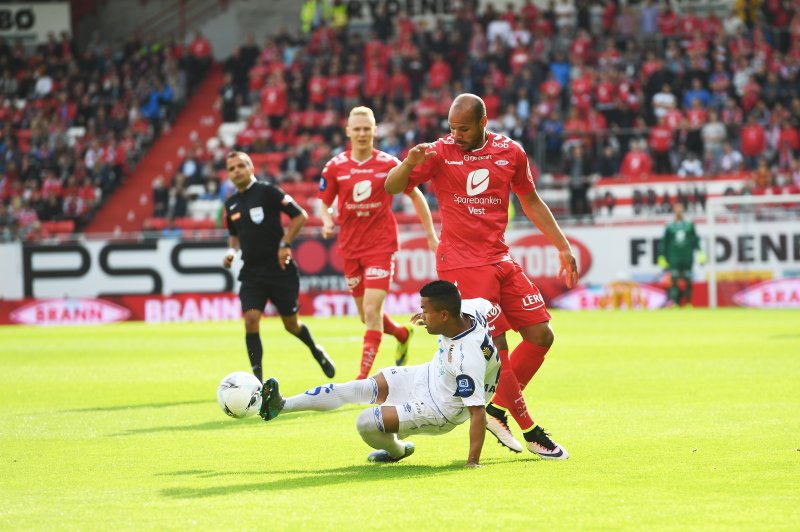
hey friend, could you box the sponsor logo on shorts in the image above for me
[345,275,362,289]
[453,374,476,398]
[365,267,390,280]
[521,293,545,310]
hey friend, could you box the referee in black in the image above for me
[223,151,335,381]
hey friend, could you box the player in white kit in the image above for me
[259,280,501,468]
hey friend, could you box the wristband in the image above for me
[226,247,237,258]
[279,241,292,249]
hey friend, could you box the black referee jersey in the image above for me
[224,181,303,276]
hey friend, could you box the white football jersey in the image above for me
[415,298,501,424]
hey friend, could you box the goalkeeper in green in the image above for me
[658,203,706,307]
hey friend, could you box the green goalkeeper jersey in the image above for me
[660,220,700,267]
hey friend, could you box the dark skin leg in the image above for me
[280,313,303,335]
[492,321,555,351]
[372,373,399,433]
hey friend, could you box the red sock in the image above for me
[358,329,383,378]
[510,341,550,390]
[491,349,534,431]
[382,313,409,343]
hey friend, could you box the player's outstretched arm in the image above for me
[385,143,437,194]
[406,187,439,252]
[517,190,579,288]
[465,405,486,468]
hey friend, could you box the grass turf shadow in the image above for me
[159,459,526,499]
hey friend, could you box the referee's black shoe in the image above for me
[312,345,336,379]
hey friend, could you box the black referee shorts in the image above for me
[239,267,300,317]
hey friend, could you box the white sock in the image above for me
[356,407,406,458]
[283,378,378,413]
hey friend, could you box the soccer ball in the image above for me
[217,372,262,419]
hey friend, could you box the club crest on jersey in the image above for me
[353,180,372,202]
[249,206,264,224]
[453,374,475,398]
[319,176,327,191]
[466,169,490,196]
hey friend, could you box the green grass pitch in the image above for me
[1,309,798,530]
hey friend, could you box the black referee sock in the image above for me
[291,324,318,354]
[245,332,263,382]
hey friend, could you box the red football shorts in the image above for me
[438,259,551,335]
[343,253,394,297]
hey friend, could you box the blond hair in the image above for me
[348,106,376,125]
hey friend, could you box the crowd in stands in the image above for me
[204,0,800,224]
[0,29,214,241]
[8,1,800,241]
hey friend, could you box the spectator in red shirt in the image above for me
[306,65,327,110]
[363,62,387,107]
[387,64,411,107]
[778,117,800,153]
[619,139,653,178]
[658,5,679,38]
[427,53,452,90]
[261,73,288,129]
[740,115,767,169]
[339,62,363,110]
[649,116,674,174]
[188,30,213,84]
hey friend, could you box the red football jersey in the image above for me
[406,132,536,270]
[319,149,402,259]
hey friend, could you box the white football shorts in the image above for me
[377,364,459,438]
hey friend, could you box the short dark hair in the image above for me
[451,93,486,123]
[420,280,461,316]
